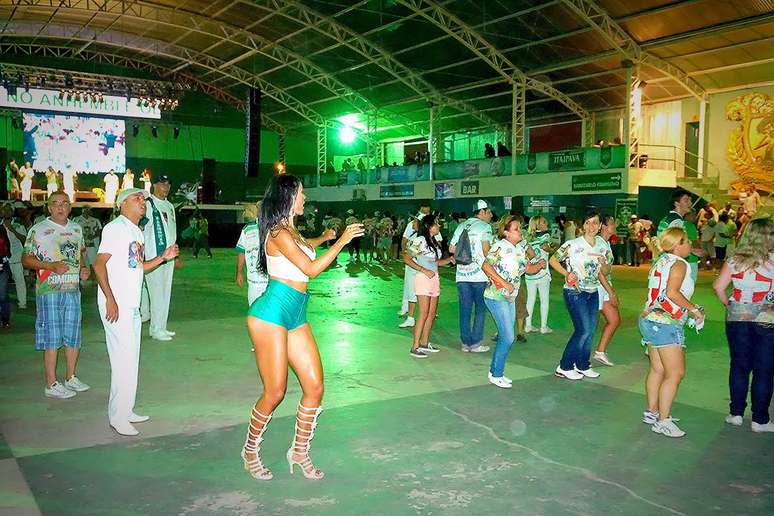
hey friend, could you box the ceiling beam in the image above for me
[559,0,705,100]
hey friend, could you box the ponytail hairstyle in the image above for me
[257,174,308,274]
[730,217,773,272]
[418,214,441,258]
[651,227,688,256]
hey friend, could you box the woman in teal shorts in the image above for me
[240,174,363,482]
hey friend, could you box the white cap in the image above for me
[475,199,489,211]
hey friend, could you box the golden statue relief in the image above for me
[726,92,774,195]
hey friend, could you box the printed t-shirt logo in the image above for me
[129,241,144,268]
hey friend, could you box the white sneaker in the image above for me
[64,375,90,392]
[540,327,553,334]
[44,381,77,399]
[725,415,743,426]
[151,332,173,341]
[574,366,600,378]
[555,366,583,380]
[141,315,150,323]
[417,343,440,353]
[643,411,680,424]
[524,324,536,333]
[651,417,685,438]
[398,317,415,328]
[467,344,490,353]
[397,309,407,316]
[163,330,176,337]
[488,372,512,385]
[129,413,150,423]
[593,351,614,367]
[751,421,774,433]
[488,375,512,389]
[110,422,139,436]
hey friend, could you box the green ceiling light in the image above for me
[338,126,356,144]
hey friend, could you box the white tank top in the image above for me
[267,240,316,282]
[645,253,695,321]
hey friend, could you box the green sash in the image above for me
[146,197,168,257]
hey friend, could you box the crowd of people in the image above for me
[0,176,771,484]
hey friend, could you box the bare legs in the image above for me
[411,295,438,350]
[596,301,620,353]
[645,345,685,420]
[43,347,80,386]
[244,318,325,480]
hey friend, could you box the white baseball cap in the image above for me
[475,200,489,211]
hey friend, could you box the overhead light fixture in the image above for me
[338,126,356,144]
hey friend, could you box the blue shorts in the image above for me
[248,280,309,330]
[638,316,685,348]
[35,291,82,350]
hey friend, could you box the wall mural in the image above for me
[726,92,773,195]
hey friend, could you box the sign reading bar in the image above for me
[0,87,162,119]
[571,172,623,192]
[460,180,479,196]
[380,184,414,198]
[549,149,586,171]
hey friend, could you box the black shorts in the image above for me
[715,246,727,261]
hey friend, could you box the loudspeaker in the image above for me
[245,88,261,177]
[202,158,217,203]
[0,147,7,199]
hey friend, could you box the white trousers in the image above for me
[9,262,26,307]
[140,260,174,335]
[401,265,418,312]
[21,180,32,201]
[105,187,117,205]
[525,276,551,329]
[100,303,141,426]
[248,281,269,306]
[46,183,58,196]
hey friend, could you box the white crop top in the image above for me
[267,240,316,282]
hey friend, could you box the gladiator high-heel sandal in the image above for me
[286,404,324,480]
[241,407,273,480]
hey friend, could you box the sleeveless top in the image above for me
[267,239,316,282]
[644,253,695,325]
[727,253,774,324]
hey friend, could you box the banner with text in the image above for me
[548,149,586,171]
[460,180,479,196]
[614,198,638,237]
[1,87,161,119]
[380,184,415,198]
[571,172,622,192]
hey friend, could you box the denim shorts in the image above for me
[638,316,685,348]
[248,280,309,330]
[35,291,82,350]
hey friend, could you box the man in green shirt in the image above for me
[656,188,704,281]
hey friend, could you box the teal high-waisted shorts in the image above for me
[248,280,309,330]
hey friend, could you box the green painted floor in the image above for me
[1,252,771,515]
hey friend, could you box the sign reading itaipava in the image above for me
[549,149,586,171]
[380,184,414,198]
[0,87,162,119]
[571,172,622,192]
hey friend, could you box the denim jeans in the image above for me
[0,267,10,325]
[457,281,488,347]
[559,289,599,371]
[627,239,641,266]
[484,297,515,377]
[726,321,774,424]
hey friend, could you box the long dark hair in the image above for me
[418,214,441,258]
[258,174,303,274]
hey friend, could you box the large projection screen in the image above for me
[23,112,126,173]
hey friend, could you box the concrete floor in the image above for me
[0,251,771,515]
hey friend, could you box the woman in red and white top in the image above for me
[639,227,705,438]
[713,217,774,433]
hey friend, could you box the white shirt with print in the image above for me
[553,235,612,292]
[450,217,493,283]
[98,215,145,308]
[236,221,268,288]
